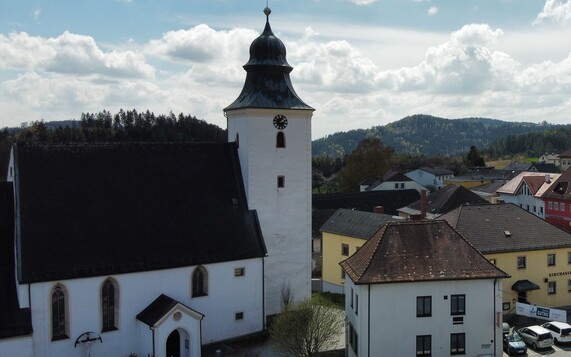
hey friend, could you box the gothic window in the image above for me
[192,266,208,297]
[101,278,119,332]
[51,284,69,341]
[276,132,285,148]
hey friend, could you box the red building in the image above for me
[542,166,571,232]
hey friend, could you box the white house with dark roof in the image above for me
[340,220,509,357]
[359,170,428,193]
[0,7,312,357]
[405,166,454,189]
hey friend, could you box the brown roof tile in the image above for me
[340,220,509,285]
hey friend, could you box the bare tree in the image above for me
[281,281,293,307]
[269,297,345,357]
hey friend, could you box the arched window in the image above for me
[101,278,119,332]
[51,284,68,340]
[192,266,208,297]
[276,132,285,148]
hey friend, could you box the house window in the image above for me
[568,252,571,264]
[400,183,405,189]
[51,284,69,341]
[276,132,285,148]
[341,243,349,256]
[540,206,544,214]
[548,254,556,266]
[549,201,553,210]
[489,259,496,265]
[341,268,345,280]
[350,287,354,308]
[235,312,244,320]
[503,302,510,311]
[451,295,465,315]
[562,203,566,212]
[277,176,285,188]
[395,183,399,189]
[101,278,119,332]
[555,202,559,211]
[192,266,208,297]
[450,333,466,355]
[348,323,358,354]
[567,279,571,292]
[517,256,526,269]
[416,335,431,356]
[417,296,432,317]
[234,267,245,277]
[548,281,556,294]
[355,294,358,315]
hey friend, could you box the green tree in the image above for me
[337,137,394,192]
[269,297,345,357]
[466,145,485,167]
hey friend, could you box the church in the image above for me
[0,7,313,357]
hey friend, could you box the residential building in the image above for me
[0,7,312,356]
[559,148,571,172]
[496,171,560,219]
[340,220,509,357]
[359,170,427,193]
[541,166,571,232]
[312,189,419,216]
[539,153,560,167]
[502,162,560,175]
[405,166,454,189]
[441,203,571,312]
[320,208,398,293]
[397,184,488,219]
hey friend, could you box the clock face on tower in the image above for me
[273,114,288,130]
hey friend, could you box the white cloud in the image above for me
[32,9,41,21]
[428,6,438,16]
[534,0,571,25]
[0,31,154,78]
[344,0,378,4]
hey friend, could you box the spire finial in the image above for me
[264,5,271,19]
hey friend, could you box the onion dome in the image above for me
[224,7,313,112]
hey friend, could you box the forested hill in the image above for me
[312,114,563,158]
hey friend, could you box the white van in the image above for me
[517,325,554,349]
[541,321,571,344]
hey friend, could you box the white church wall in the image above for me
[228,108,312,316]
[0,335,33,357]
[24,258,264,357]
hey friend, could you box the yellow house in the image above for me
[320,208,397,293]
[441,203,571,313]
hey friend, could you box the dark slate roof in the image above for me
[403,184,488,216]
[542,166,571,201]
[560,147,571,158]
[224,8,313,112]
[440,203,571,254]
[340,220,509,285]
[502,163,533,172]
[312,190,420,216]
[531,163,560,174]
[419,166,454,176]
[312,208,338,237]
[0,183,32,339]
[13,142,267,283]
[320,208,397,240]
[137,294,203,326]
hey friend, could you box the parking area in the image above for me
[504,343,571,356]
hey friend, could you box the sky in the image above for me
[0,0,570,139]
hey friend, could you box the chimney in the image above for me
[545,174,551,183]
[373,206,385,214]
[420,189,427,219]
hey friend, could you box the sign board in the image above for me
[515,302,567,322]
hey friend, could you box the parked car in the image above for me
[541,321,571,344]
[517,325,554,349]
[503,332,527,355]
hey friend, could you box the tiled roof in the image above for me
[523,176,549,195]
[12,142,267,284]
[440,203,571,254]
[560,147,571,158]
[312,190,420,216]
[320,208,397,240]
[0,183,32,339]
[542,166,571,200]
[340,220,509,285]
[400,184,488,217]
[496,171,560,196]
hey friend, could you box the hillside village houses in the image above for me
[405,166,455,190]
[0,7,313,357]
[340,220,509,357]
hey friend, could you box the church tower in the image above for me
[224,7,314,318]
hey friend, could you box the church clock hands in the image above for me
[273,114,288,130]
